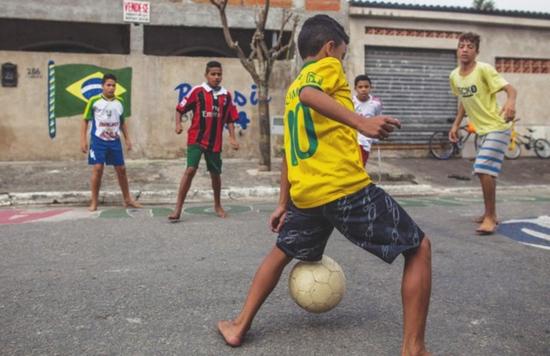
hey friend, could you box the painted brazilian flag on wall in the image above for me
[47,61,132,138]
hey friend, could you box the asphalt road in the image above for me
[1,192,549,355]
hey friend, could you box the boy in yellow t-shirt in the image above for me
[217,15,432,355]
[448,32,517,234]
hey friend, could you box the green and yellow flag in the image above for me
[47,61,132,138]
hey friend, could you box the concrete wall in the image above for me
[0,51,291,161]
[2,0,347,27]
[0,0,348,161]
[348,6,550,142]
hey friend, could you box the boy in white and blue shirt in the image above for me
[80,73,142,211]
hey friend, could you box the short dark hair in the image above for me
[297,14,349,59]
[354,74,371,87]
[102,73,117,84]
[206,60,222,73]
[458,32,481,51]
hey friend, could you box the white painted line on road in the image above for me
[521,227,550,242]
[503,215,550,228]
[126,318,142,324]
[9,214,26,220]
[519,242,550,250]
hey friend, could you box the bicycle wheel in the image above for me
[429,131,454,160]
[534,138,550,158]
[505,139,521,160]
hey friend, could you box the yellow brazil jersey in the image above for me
[449,61,511,135]
[283,57,371,209]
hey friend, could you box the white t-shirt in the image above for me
[353,95,383,151]
[83,95,125,141]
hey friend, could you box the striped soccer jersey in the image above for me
[176,83,238,152]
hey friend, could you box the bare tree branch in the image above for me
[210,0,226,12]
[208,0,298,171]
[272,9,292,52]
[254,2,270,63]
[272,14,298,60]
[209,0,260,83]
[258,0,269,33]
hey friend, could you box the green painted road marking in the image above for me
[184,205,252,215]
[395,199,428,207]
[93,195,547,219]
[99,208,132,219]
[150,207,173,218]
[429,197,466,206]
[253,204,278,213]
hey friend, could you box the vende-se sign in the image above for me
[123,0,150,23]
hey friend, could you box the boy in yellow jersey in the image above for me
[448,32,517,235]
[217,15,432,355]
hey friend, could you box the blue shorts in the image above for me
[276,184,425,264]
[88,137,124,166]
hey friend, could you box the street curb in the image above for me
[2,184,549,207]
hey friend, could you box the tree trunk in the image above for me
[257,83,271,171]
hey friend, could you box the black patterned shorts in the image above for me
[276,184,425,264]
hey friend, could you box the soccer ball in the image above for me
[288,255,346,313]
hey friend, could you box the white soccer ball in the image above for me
[288,255,346,313]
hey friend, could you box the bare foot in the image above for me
[476,218,497,235]
[474,215,499,224]
[402,347,432,356]
[168,211,181,222]
[88,202,98,212]
[124,200,143,209]
[214,206,227,218]
[217,320,246,347]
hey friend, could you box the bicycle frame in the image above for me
[510,121,536,149]
[509,121,518,150]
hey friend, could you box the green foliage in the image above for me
[472,0,496,11]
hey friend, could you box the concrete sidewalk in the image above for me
[0,157,549,206]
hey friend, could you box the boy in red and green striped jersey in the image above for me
[169,61,239,221]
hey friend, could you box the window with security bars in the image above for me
[0,19,130,54]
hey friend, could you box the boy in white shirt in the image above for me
[353,75,383,167]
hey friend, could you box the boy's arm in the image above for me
[175,111,183,134]
[299,87,400,139]
[227,122,239,150]
[80,120,89,153]
[449,101,466,143]
[175,88,197,134]
[120,120,133,151]
[270,156,290,233]
[500,84,517,122]
[81,97,95,153]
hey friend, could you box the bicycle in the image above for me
[429,120,479,160]
[505,120,550,159]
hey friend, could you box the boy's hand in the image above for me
[80,141,88,154]
[356,116,401,140]
[126,139,133,151]
[500,100,516,122]
[269,205,287,233]
[448,125,459,143]
[175,122,183,135]
[229,137,239,150]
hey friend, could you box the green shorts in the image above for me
[186,144,222,175]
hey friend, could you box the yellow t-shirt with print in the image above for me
[283,57,371,209]
[449,61,511,135]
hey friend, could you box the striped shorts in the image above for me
[474,130,511,177]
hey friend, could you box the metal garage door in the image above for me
[364,47,457,145]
